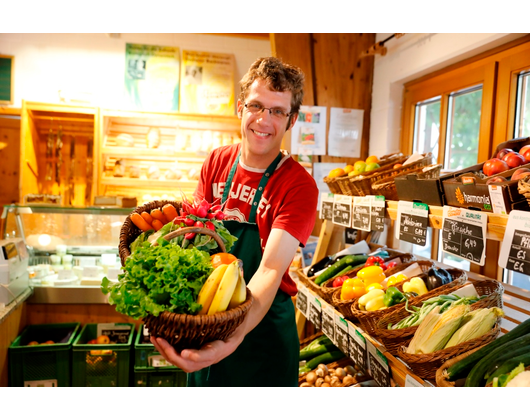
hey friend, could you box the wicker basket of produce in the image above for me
[383,260,435,287]
[435,345,485,387]
[107,200,253,352]
[299,357,371,387]
[323,175,343,194]
[374,273,493,356]
[336,153,407,196]
[296,268,321,294]
[517,176,530,206]
[371,162,442,201]
[397,309,502,380]
[345,153,433,197]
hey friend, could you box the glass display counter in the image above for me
[1,204,132,303]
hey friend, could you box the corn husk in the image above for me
[444,307,504,349]
[408,304,469,354]
[406,306,441,354]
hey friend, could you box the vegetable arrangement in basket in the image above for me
[101,199,241,319]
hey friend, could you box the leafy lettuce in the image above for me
[101,242,213,319]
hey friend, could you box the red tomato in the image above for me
[385,261,398,270]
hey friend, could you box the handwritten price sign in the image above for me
[499,211,530,275]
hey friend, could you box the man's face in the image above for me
[237,79,295,168]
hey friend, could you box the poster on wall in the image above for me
[179,50,236,116]
[290,105,327,155]
[124,43,180,112]
[313,162,346,210]
[328,107,364,157]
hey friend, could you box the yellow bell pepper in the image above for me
[402,277,429,296]
[358,288,385,310]
[357,265,386,286]
[386,273,408,287]
[365,295,386,312]
[366,282,384,292]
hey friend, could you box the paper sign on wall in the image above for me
[291,105,327,155]
[328,108,363,157]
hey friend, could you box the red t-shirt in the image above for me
[194,143,318,296]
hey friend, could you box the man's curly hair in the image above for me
[239,57,305,116]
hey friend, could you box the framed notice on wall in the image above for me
[124,43,180,112]
[179,50,236,116]
[0,55,14,104]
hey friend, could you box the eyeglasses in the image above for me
[244,103,292,120]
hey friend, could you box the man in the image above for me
[151,56,318,386]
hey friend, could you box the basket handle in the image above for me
[158,226,227,253]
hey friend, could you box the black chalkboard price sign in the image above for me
[366,339,391,387]
[320,193,334,221]
[295,284,309,317]
[321,301,335,343]
[307,293,322,330]
[332,194,352,227]
[334,313,350,356]
[347,321,367,371]
[397,201,429,246]
[370,195,386,232]
[499,211,530,275]
[353,196,371,231]
[442,206,486,266]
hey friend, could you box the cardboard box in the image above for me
[395,171,458,206]
[442,136,530,214]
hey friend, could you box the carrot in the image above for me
[151,219,164,231]
[131,213,153,232]
[162,204,179,222]
[141,211,154,224]
[150,209,169,224]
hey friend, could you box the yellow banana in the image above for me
[197,264,229,315]
[208,260,240,315]
[228,270,247,310]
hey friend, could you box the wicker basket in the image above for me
[324,176,343,194]
[397,322,501,380]
[383,260,435,286]
[372,162,442,201]
[344,153,434,197]
[336,154,407,196]
[350,266,467,338]
[517,176,530,206]
[374,270,477,355]
[435,345,484,387]
[119,201,253,352]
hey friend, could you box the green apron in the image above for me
[187,152,300,387]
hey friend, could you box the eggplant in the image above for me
[425,267,453,291]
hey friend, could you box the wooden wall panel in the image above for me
[0,116,21,207]
[0,302,27,387]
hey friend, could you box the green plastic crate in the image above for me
[9,322,80,387]
[72,323,135,387]
[133,366,187,387]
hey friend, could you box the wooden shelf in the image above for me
[385,200,509,241]
[100,146,207,161]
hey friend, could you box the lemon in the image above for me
[344,164,355,174]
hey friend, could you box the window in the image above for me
[514,70,530,137]
[413,97,441,161]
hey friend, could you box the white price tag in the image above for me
[499,210,530,276]
[488,185,508,215]
[405,374,424,387]
[58,269,75,280]
[82,266,100,278]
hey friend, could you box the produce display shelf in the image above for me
[385,201,509,242]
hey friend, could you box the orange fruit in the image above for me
[96,335,110,345]
[211,252,238,268]
[344,165,355,174]
[366,155,379,164]
[328,168,346,178]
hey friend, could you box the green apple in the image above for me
[353,161,366,173]
[365,162,381,172]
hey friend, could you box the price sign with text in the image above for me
[320,192,334,221]
[370,195,386,232]
[347,321,367,371]
[442,206,486,266]
[396,201,429,246]
[499,210,530,275]
[307,290,322,330]
[353,196,371,231]
[321,300,336,344]
[296,284,309,318]
[332,194,352,227]
[366,339,391,387]
[334,312,350,356]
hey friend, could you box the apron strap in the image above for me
[222,151,284,224]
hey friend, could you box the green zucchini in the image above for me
[300,335,332,353]
[300,342,339,361]
[486,352,530,386]
[483,344,530,382]
[305,350,345,370]
[446,317,530,381]
[315,254,368,285]
[464,333,530,387]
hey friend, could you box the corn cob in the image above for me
[406,306,441,354]
[444,307,504,349]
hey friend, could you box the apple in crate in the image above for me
[483,158,509,176]
[486,176,508,184]
[502,152,527,168]
[496,148,515,160]
[520,145,530,162]
[511,168,530,181]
